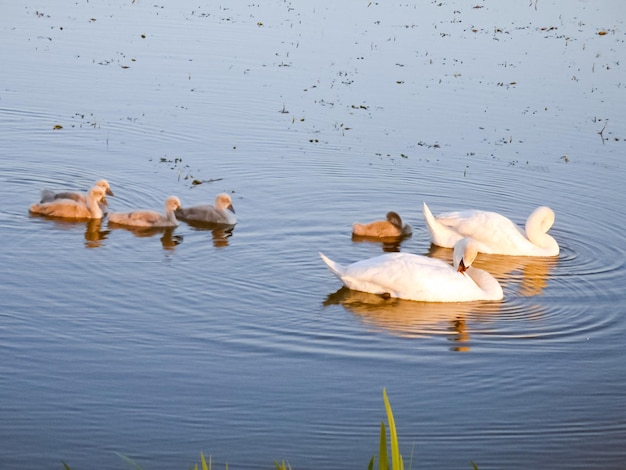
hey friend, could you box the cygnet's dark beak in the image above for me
[228,204,235,214]
[106,188,114,196]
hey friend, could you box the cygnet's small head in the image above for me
[95,179,114,196]
[385,211,403,229]
[166,196,182,212]
[454,238,479,273]
[216,193,235,213]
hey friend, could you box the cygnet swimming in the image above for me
[175,193,236,225]
[29,185,107,219]
[352,211,412,238]
[40,179,114,210]
[108,196,181,228]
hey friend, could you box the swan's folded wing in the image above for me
[437,210,525,252]
[30,200,91,218]
[176,205,233,224]
[109,210,163,226]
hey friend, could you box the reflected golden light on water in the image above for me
[324,287,501,351]
[427,244,559,297]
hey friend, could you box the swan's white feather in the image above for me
[423,202,559,256]
[320,238,503,302]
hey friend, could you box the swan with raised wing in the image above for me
[422,202,559,256]
[319,238,503,302]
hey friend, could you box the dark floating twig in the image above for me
[191,178,223,186]
[597,120,608,144]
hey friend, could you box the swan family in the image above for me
[322,202,559,302]
[30,178,559,303]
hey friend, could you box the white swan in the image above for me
[352,211,412,238]
[40,179,114,206]
[175,193,236,225]
[423,202,559,257]
[108,196,181,228]
[29,185,107,219]
[319,238,503,302]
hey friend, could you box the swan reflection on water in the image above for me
[427,244,558,297]
[323,287,496,352]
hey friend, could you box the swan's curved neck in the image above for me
[526,231,559,254]
[525,209,559,255]
[466,267,503,300]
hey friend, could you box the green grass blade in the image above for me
[200,452,209,470]
[383,388,403,470]
[379,421,388,470]
[114,452,143,470]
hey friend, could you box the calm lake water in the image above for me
[1,1,625,468]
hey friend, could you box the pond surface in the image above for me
[1,1,625,468]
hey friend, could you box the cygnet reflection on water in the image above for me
[83,219,110,249]
[107,223,183,250]
[351,231,412,253]
[186,223,236,248]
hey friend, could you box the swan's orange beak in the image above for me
[457,259,468,273]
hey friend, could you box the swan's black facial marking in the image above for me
[457,259,468,273]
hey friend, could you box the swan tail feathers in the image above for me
[351,223,367,236]
[319,252,346,279]
[422,202,462,248]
